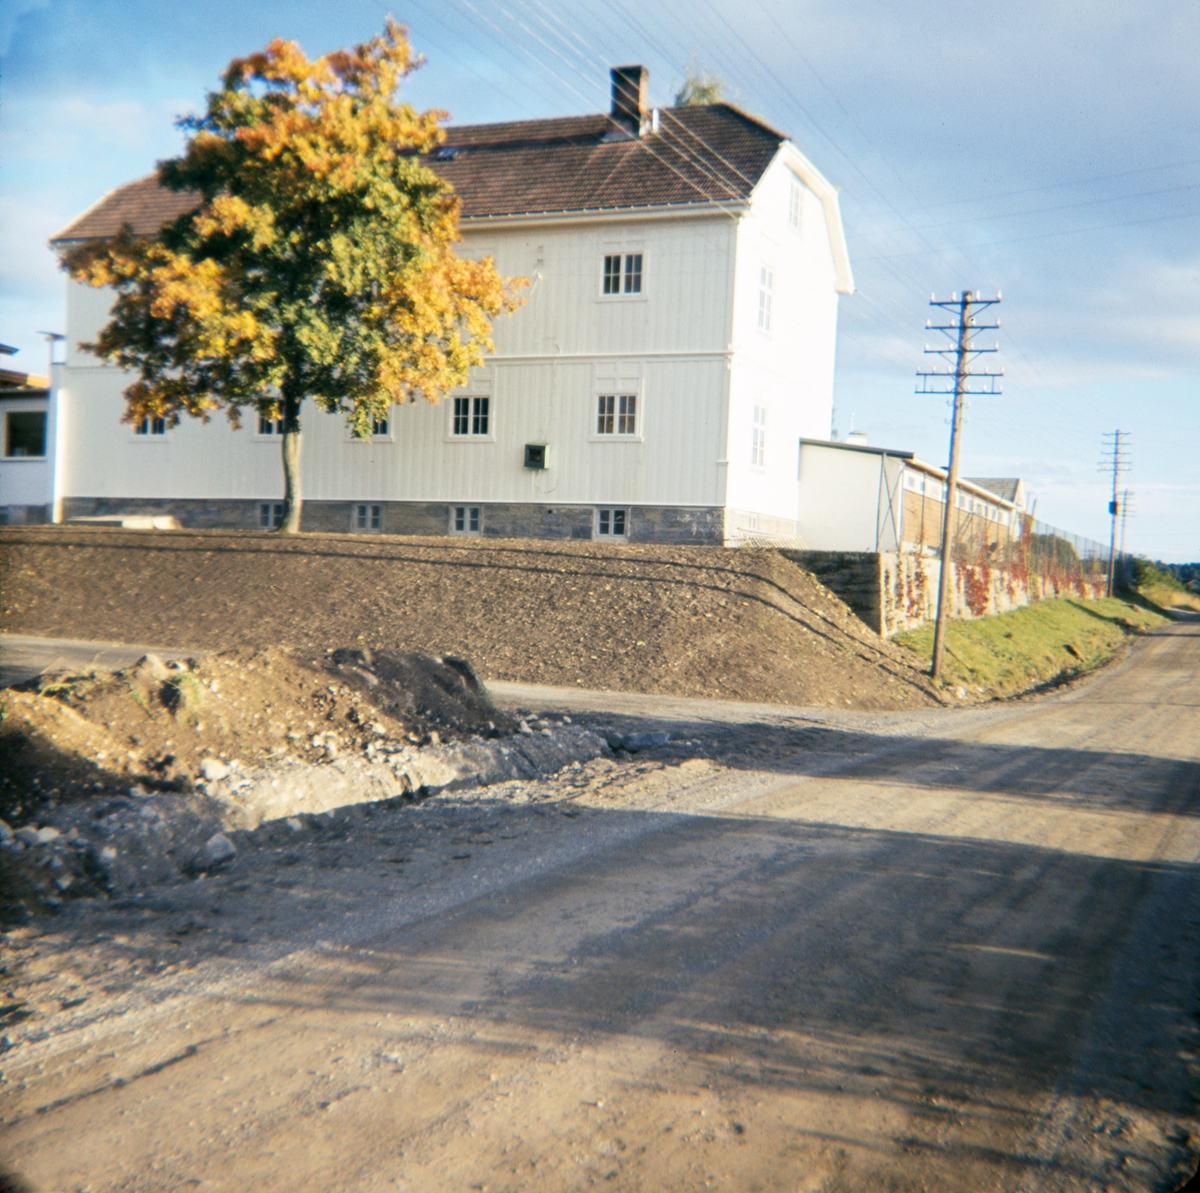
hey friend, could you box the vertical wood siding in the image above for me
[58,186,844,526]
[724,151,842,529]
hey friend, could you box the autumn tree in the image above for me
[65,22,523,532]
[674,62,725,106]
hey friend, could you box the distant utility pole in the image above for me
[1100,431,1131,597]
[916,291,1002,684]
[1118,487,1134,572]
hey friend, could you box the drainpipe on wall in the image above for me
[48,363,66,523]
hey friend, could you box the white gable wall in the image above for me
[723,148,843,538]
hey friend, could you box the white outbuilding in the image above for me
[44,66,852,544]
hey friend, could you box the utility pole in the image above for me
[916,291,1002,684]
[1117,487,1133,586]
[1100,431,1131,598]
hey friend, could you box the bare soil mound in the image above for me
[1,526,938,713]
[0,644,513,824]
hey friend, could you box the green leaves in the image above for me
[65,19,524,444]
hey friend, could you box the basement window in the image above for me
[452,505,481,535]
[596,508,627,538]
[354,504,382,531]
[259,502,284,529]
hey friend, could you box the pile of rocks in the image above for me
[0,715,614,919]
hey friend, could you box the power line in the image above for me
[393,4,1105,414]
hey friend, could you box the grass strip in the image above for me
[894,596,1169,697]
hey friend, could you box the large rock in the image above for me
[208,726,611,828]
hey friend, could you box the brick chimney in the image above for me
[610,65,648,129]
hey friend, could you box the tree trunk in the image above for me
[280,393,303,533]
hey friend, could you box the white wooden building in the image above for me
[44,66,853,543]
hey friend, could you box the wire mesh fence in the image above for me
[944,511,1112,610]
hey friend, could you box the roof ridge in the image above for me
[667,100,788,143]
[53,106,793,239]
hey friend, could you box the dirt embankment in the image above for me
[0,645,513,826]
[1,527,938,711]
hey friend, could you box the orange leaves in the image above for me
[60,20,526,451]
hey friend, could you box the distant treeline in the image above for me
[1131,558,1200,593]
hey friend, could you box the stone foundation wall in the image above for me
[781,551,887,635]
[60,498,725,544]
[0,504,51,526]
[787,549,1108,638]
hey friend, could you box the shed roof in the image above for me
[800,438,914,461]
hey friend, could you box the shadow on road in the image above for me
[166,798,1198,1187]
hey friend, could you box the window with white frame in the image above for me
[751,404,767,467]
[452,395,489,436]
[134,415,166,436]
[596,508,627,538]
[452,505,481,534]
[354,503,382,531]
[259,502,283,529]
[788,180,804,234]
[757,265,774,332]
[258,414,283,435]
[597,393,637,436]
[601,251,643,295]
[371,414,389,437]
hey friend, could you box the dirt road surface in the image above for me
[2,623,1198,1191]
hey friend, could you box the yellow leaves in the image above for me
[59,20,527,438]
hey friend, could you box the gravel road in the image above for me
[2,622,1198,1192]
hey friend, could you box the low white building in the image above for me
[47,66,853,544]
[0,345,54,525]
[797,438,1021,555]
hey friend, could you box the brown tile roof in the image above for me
[432,104,784,218]
[52,177,201,242]
[52,103,784,242]
[966,478,1022,503]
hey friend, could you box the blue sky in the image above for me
[2,0,1197,560]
